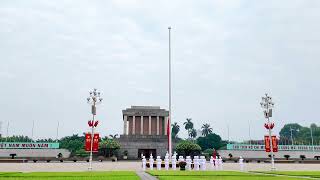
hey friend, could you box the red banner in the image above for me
[272,135,278,152]
[93,133,99,152]
[264,135,278,152]
[85,133,91,152]
[264,135,271,152]
[85,133,99,152]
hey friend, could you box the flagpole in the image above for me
[31,120,34,142]
[168,26,172,157]
[56,121,60,142]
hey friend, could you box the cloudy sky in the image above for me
[0,0,320,141]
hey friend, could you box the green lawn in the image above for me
[255,171,320,178]
[0,171,139,180]
[148,171,304,180]
[0,171,316,180]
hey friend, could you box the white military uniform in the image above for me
[156,156,162,170]
[210,156,214,170]
[214,156,219,170]
[172,156,177,170]
[200,156,206,171]
[194,156,200,171]
[186,156,192,171]
[164,156,169,170]
[149,155,154,170]
[142,156,147,171]
[239,156,244,171]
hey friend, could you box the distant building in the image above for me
[118,106,174,159]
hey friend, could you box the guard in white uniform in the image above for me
[164,156,169,170]
[172,155,177,170]
[156,156,162,170]
[186,156,192,170]
[214,156,219,170]
[239,156,244,171]
[142,156,146,171]
[193,156,200,171]
[210,156,214,170]
[200,156,206,171]
[149,154,154,170]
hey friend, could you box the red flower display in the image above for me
[94,121,99,127]
[264,123,275,130]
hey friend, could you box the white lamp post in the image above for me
[260,93,275,170]
[87,88,103,170]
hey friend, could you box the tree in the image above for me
[171,122,180,138]
[75,149,89,157]
[99,139,121,157]
[0,135,33,142]
[190,128,197,139]
[279,123,302,144]
[183,118,194,137]
[109,134,118,139]
[201,123,213,137]
[197,133,225,150]
[59,134,85,156]
[279,123,320,145]
[36,138,55,142]
[176,140,201,156]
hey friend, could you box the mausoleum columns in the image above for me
[156,116,160,135]
[123,116,128,135]
[164,117,168,135]
[123,114,168,135]
[132,116,136,135]
[148,116,151,135]
[140,116,144,135]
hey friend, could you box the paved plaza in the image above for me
[1,161,320,172]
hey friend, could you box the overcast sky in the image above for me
[0,0,320,141]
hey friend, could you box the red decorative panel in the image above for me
[143,116,149,135]
[264,135,271,152]
[135,116,141,135]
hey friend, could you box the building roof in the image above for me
[122,106,169,117]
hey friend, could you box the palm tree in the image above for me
[190,128,197,140]
[171,122,180,138]
[201,123,213,136]
[109,134,118,139]
[183,118,194,137]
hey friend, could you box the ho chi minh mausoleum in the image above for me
[118,106,173,159]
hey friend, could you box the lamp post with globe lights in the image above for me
[260,93,275,170]
[87,89,103,170]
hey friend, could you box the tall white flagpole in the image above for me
[56,121,60,142]
[31,120,35,142]
[168,26,172,157]
[6,121,9,142]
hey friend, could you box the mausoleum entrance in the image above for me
[138,149,156,158]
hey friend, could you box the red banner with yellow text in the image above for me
[264,135,271,152]
[272,135,278,152]
[85,133,99,152]
[85,133,91,152]
[92,133,99,152]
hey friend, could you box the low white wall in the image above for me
[218,150,320,159]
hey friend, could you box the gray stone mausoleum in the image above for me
[118,106,170,159]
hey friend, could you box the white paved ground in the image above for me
[0,162,320,172]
